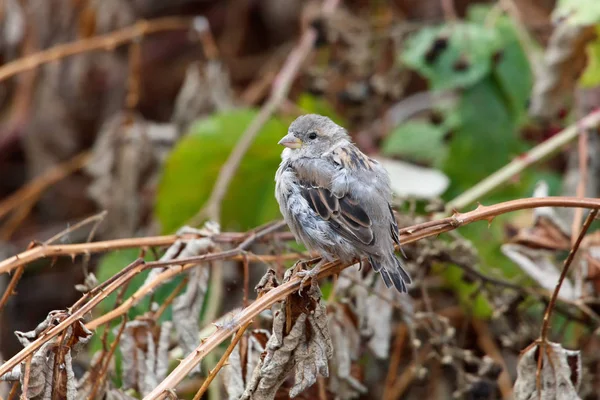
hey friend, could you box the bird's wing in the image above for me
[293,144,382,248]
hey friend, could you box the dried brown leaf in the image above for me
[529,24,596,120]
[85,112,179,238]
[502,244,576,300]
[241,284,332,399]
[118,319,173,397]
[514,342,582,400]
[0,311,92,400]
[171,61,235,134]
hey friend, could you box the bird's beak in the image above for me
[278,133,302,149]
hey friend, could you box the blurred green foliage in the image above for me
[581,25,600,88]
[155,109,287,233]
[390,5,533,195]
[554,0,600,26]
[387,5,567,315]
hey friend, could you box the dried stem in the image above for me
[192,320,253,400]
[19,355,32,400]
[153,277,189,321]
[2,196,600,387]
[443,110,600,215]
[7,381,19,400]
[0,151,90,221]
[571,125,589,295]
[0,17,194,83]
[0,230,295,275]
[383,324,408,399]
[191,0,340,224]
[536,209,598,394]
[142,196,600,399]
[0,265,25,314]
[87,317,128,400]
[44,211,108,246]
[540,209,597,341]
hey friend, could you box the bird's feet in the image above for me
[295,260,324,295]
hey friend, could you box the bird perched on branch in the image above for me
[275,114,411,292]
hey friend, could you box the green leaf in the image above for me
[382,121,449,167]
[402,23,501,90]
[155,109,287,233]
[442,77,527,196]
[553,0,600,26]
[580,25,600,87]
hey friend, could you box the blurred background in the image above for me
[1,0,600,398]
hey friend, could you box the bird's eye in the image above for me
[308,132,317,140]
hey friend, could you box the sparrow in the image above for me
[274,114,411,292]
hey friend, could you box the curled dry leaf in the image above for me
[85,112,180,238]
[529,22,596,120]
[118,318,172,397]
[172,263,210,374]
[241,282,333,399]
[502,244,576,300]
[336,267,406,360]
[76,351,108,399]
[143,223,219,285]
[223,329,270,400]
[0,310,93,400]
[514,342,582,400]
[104,388,138,400]
[171,61,235,134]
[328,302,367,398]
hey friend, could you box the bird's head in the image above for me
[278,114,350,159]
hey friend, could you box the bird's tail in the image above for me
[369,253,412,293]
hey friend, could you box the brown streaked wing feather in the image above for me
[298,182,374,246]
[308,189,331,220]
[331,144,376,172]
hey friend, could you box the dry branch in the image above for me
[0,17,195,83]
[193,0,341,223]
[444,110,600,214]
[142,196,600,399]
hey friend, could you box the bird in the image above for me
[274,114,411,292]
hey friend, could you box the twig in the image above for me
[540,209,597,341]
[472,319,512,399]
[0,258,145,378]
[0,17,194,83]
[7,381,19,400]
[0,265,25,314]
[43,211,108,245]
[0,151,90,221]
[383,324,408,399]
[191,0,341,224]
[192,321,253,400]
[0,231,296,275]
[142,196,600,399]
[88,222,288,330]
[19,355,32,400]
[535,209,598,394]
[87,317,128,400]
[443,110,600,215]
[387,345,433,399]
[571,125,589,295]
[0,198,36,240]
[2,196,600,383]
[126,40,142,113]
[153,277,189,321]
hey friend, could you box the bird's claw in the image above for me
[296,268,319,295]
